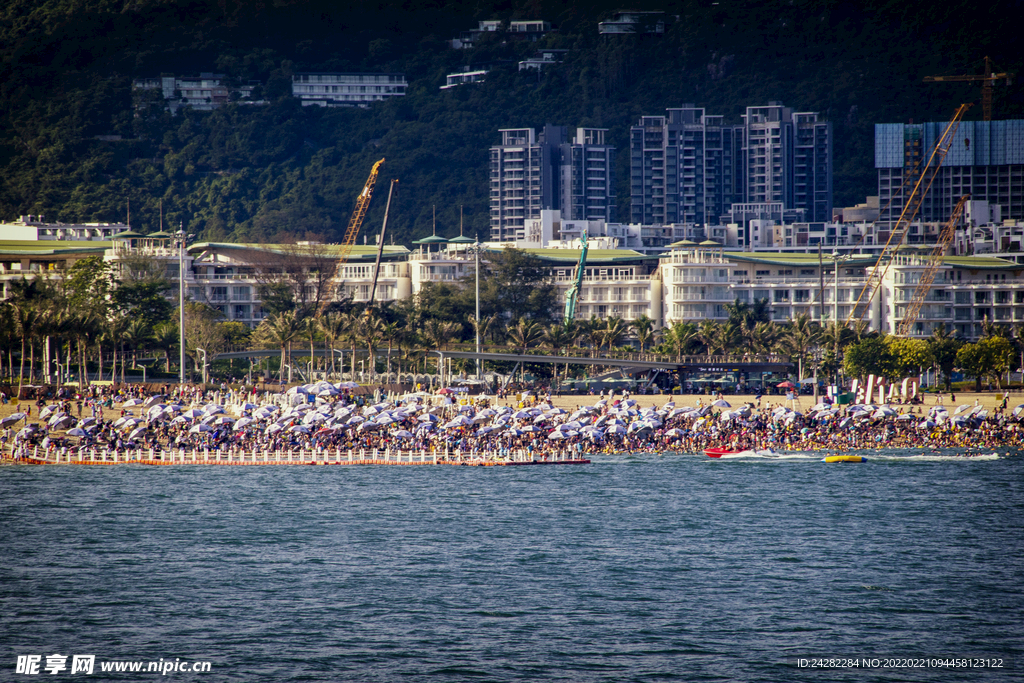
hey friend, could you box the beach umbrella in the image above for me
[66,427,88,437]
[918,420,935,429]
[215,416,236,425]
[235,417,254,429]
[954,404,972,414]
[375,416,396,426]
[128,427,147,440]
[347,415,366,425]
[895,413,914,421]
[76,416,96,428]
[476,426,496,436]
[547,431,566,440]
[712,399,731,408]
[143,395,164,408]
[122,398,143,407]
[203,404,225,415]
[52,415,77,430]
[1013,404,1024,417]
[504,428,524,436]
[17,427,37,438]
[288,424,310,433]
[39,405,58,419]
[776,381,797,389]
[181,409,204,419]
[171,415,190,425]
[521,425,543,433]
[437,387,454,395]
[665,428,684,437]
[189,424,211,433]
[394,430,415,438]
[267,423,284,434]
[417,413,439,423]
[606,424,627,435]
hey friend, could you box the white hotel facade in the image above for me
[3,225,1024,342]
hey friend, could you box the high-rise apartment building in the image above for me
[489,126,615,241]
[629,105,743,226]
[630,102,831,233]
[876,119,1024,224]
[741,103,832,223]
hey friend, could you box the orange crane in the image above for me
[924,56,1014,121]
[316,158,384,318]
[894,194,970,337]
[846,104,971,326]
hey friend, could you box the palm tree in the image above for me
[380,320,401,380]
[666,321,698,361]
[696,319,718,359]
[507,319,544,354]
[631,314,656,354]
[104,314,130,384]
[601,317,629,353]
[543,323,575,390]
[123,318,154,369]
[785,314,821,380]
[750,321,781,357]
[712,321,740,358]
[152,322,179,373]
[258,310,303,382]
[318,311,347,377]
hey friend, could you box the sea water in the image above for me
[1,453,1021,682]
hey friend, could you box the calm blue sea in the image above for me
[1,452,1022,682]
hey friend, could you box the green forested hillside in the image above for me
[1,0,1021,244]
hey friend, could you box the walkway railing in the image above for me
[3,444,589,466]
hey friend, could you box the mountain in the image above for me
[1,0,1021,244]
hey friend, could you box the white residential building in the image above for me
[291,73,407,107]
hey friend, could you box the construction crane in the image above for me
[564,230,589,325]
[894,194,970,337]
[316,158,384,318]
[924,56,1014,121]
[846,104,971,327]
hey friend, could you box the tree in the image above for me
[631,314,655,353]
[957,336,1015,391]
[318,312,347,376]
[956,342,988,392]
[181,302,226,383]
[664,321,698,361]
[152,322,179,373]
[122,318,154,369]
[696,320,718,359]
[254,310,302,383]
[886,337,933,380]
[507,319,544,354]
[785,314,821,379]
[111,280,173,327]
[477,249,557,322]
[928,323,962,391]
[844,336,898,382]
[600,317,629,352]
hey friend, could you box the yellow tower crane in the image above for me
[316,158,384,319]
[846,104,971,327]
[924,56,1014,121]
[894,194,970,337]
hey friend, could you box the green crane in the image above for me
[563,230,588,325]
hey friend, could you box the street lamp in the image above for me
[196,348,207,385]
[332,349,344,380]
[831,251,852,392]
[177,225,186,386]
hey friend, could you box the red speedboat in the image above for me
[704,447,741,458]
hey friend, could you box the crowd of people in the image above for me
[2,380,1021,462]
